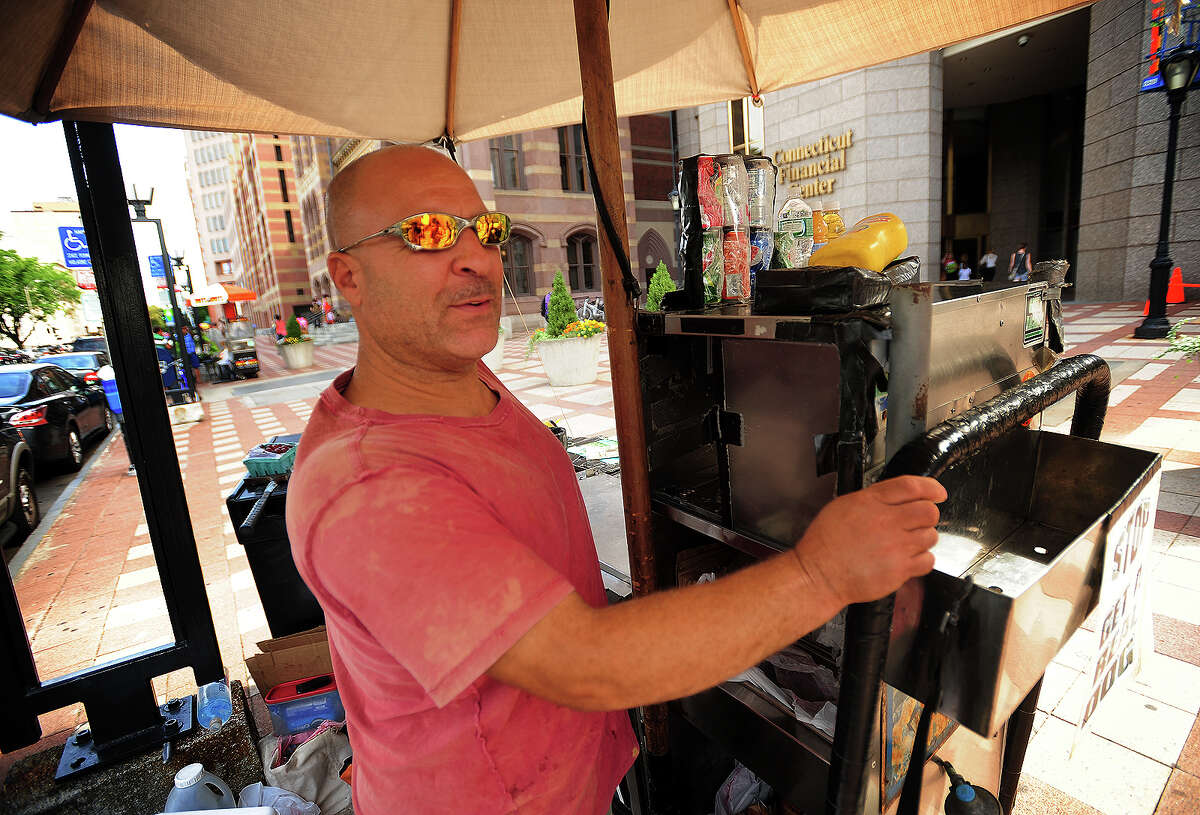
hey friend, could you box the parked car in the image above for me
[0,424,38,545]
[0,350,34,366]
[34,351,110,384]
[0,364,111,471]
[71,335,109,353]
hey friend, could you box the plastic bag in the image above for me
[239,782,320,815]
[260,721,352,815]
[713,762,771,815]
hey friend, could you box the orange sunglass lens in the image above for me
[401,214,458,249]
[475,213,510,245]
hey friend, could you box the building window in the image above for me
[728,98,765,155]
[285,210,296,243]
[279,169,289,202]
[274,144,284,162]
[558,126,589,192]
[489,135,523,190]
[501,234,533,295]
[566,233,598,291]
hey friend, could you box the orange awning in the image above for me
[220,283,258,302]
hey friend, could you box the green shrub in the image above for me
[646,261,677,311]
[286,315,302,339]
[546,270,578,337]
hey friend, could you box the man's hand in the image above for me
[792,475,947,607]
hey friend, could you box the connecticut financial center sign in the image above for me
[773,129,854,199]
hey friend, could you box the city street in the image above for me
[3,302,1200,814]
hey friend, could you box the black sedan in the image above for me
[0,364,112,471]
[35,351,110,384]
[0,424,39,546]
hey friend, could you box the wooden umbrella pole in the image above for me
[572,0,668,756]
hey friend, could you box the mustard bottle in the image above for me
[808,213,908,273]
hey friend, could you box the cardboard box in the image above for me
[244,626,332,695]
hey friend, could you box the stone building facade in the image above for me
[183,130,237,287]
[675,0,1196,300]
[676,53,944,277]
[1076,0,1199,301]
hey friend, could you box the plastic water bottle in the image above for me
[196,678,232,730]
[773,191,814,268]
[163,763,234,812]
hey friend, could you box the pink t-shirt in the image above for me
[286,367,637,814]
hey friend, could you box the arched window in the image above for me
[502,234,534,295]
[566,233,598,291]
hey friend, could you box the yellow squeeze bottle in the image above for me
[808,213,908,273]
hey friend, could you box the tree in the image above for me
[646,261,677,311]
[148,305,166,332]
[0,234,82,348]
[546,270,578,337]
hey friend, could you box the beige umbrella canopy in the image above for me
[3,0,1085,142]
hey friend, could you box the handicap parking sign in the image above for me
[149,254,168,278]
[58,227,91,268]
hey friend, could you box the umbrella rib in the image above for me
[725,0,760,100]
[445,0,463,140]
[27,0,96,121]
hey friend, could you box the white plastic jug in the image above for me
[163,763,235,812]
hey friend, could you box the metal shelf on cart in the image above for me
[653,498,786,561]
[637,303,889,341]
[677,680,832,813]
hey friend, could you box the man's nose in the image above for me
[452,230,501,277]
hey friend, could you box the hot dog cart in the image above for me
[623,278,1161,814]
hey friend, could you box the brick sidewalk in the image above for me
[4,302,1200,813]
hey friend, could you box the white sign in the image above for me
[1078,485,1157,734]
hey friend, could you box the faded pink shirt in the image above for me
[286,366,637,814]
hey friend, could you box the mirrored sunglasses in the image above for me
[337,211,511,253]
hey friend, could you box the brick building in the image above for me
[229,133,311,326]
[309,121,677,322]
[290,136,340,307]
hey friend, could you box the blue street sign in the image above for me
[149,254,168,278]
[58,227,91,268]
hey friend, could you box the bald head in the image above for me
[326,144,470,252]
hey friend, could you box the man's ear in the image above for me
[328,252,364,308]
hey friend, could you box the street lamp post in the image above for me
[1135,46,1199,339]
[128,191,196,399]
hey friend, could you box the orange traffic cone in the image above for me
[1143,266,1186,314]
[1167,266,1185,304]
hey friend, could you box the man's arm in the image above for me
[488,475,945,712]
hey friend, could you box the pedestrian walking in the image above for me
[1009,243,1032,282]
[980,247,998,282]
[941,248,958,281]
[957,254,973,280]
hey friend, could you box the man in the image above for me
[274,313,287,340]
[1009,243,1032,282]
[980,247,998,282]
[286,146,945,815]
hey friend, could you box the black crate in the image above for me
[226,466,323,638]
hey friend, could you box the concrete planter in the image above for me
[536,334,601,386]
[481,332,506,370]
[278,340,315,369]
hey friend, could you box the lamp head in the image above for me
[1162,46,1200,94]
